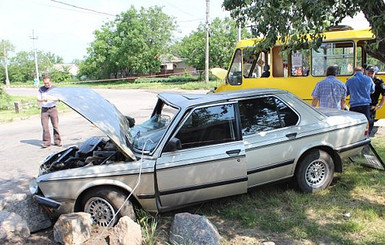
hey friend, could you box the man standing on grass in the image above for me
[37,75,62,148]
[311,66,346,110]
[366,66,385,135]
[346,66,375,134]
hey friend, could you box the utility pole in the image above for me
[2,40,10,86]
[205,0,210,84]
[237,22,242,42]
[30,30,40,84]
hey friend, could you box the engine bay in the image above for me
[40,136,127,174]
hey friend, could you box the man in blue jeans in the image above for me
[346,66,375,134]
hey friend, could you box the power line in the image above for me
[178,18,204,23]
[50,0,116,17]
[39,2,108,16]
[162,0,196,17]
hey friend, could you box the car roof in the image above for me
[158,88,289,108]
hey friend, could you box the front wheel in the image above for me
[81,187,135,226]
[295,149,334,193]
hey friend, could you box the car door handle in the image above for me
[286,133,297,139]
[226,149,241,156]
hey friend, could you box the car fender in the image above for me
[73,178,139,211]
[295,141,342,173]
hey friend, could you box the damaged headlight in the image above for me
[29,177,38,194]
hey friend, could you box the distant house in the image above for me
[160,55,195,75]
[53,63,79,76]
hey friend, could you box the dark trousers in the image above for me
[41,107,61,146]
[350,105,372,134]
[369,108,377,135]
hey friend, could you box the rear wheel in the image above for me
[81,187,135,226]
[296,149,334,193]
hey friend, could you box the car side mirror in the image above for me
[126,116,135,127]
[164,138,182,152]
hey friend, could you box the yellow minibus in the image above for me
[215,27,385,118]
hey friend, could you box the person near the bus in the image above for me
[311,66,347,110]
[346,66,375,133]
[366,66,385,134]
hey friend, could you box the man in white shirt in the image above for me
[37,75,61,148]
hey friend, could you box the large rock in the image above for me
[108,216,142,245]
[0,193,52,232]
[0,211,30,244]
[169,212,221,245]
[53,212,92,245]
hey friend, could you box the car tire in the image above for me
[295,149,334,193]
[81,187,135,226]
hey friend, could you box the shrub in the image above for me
[0,88,12,110]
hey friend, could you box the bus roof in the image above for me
[236,28,374,48]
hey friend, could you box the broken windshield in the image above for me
[129,100,179,153]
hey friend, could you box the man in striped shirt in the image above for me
[312,66,347,110]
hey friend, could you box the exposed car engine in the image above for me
[39,136,126,174]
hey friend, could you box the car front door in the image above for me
[155,102,247,210]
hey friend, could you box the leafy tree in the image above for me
[50,66,72,82]
[7,51,63,83]
[174,17,250,72]
[8,51,35,83]
[223,0,385,63]
[80,6,176,79]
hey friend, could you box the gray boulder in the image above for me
[0,210,30,244]
[53,212,92,245]
[169,212,221,245]
[0,193,52,232]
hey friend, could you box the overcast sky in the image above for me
[0,0,369,63]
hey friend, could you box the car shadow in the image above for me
[20,139,41,147]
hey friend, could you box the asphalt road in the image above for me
[0,87,206,198]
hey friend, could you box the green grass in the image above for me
[0,94,69,124]
[8,75,222,91]
[64,80,220,90]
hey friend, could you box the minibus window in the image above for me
[357,40,385,73]
[357,45,364,67]
[291,50,310,77]
[312,41,354,76]
[242,48,259,78]
[366,53,385,74]
[227,49,242,85]
[272,46,289,77]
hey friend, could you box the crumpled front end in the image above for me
[38,136,128,175]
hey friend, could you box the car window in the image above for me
[175,104,237,149]
[275,98,299,127]
[238,97,298,136]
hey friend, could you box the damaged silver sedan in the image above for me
[30,87,371,226]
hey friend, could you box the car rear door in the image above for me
[154,102,247,210]
[237,95,301,187]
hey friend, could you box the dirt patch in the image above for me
[372,125,385,137]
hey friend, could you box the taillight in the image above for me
[365,123,369,136]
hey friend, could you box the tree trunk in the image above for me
[360,0,385,63]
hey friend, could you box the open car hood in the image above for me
[47,87,136,161]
